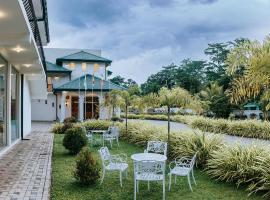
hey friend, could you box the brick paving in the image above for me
[0,122,53,200]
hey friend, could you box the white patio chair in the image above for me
[98,147,128,187]
[133,160,166,200]
[86,129,93,146]
[144,141,167,156]
[103,126,120,147]
[168,152,198,192]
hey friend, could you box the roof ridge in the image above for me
[58,50,111,61]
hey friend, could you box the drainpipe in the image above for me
[20,74,24,140]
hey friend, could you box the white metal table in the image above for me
[131,153,167,162]
[88,130,108,146]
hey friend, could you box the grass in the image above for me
[51,134,262,200]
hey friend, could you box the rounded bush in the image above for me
[63,127,88,154]
[74,147,100,185]
[63,117,78,124]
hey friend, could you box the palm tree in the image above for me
[104,90,123,118]
[225,36,270,118]
[118,90,132,134]
[199,82,223,102]
[158,87,198,152]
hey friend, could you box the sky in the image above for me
[47,0,270,84]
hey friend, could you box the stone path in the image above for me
[129,119,270,146]
[0,122,53,200]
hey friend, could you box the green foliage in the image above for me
[74,147,100,185]
[120,121,222,167]
[63,117,78,124]
[52,134,259,200]
[191,117,270,139]
[51,123,65,134]
[81,120,111,130]
[63,127,88,154]
[206,145,270,197]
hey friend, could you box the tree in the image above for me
[110,75,138,89]
[104,90,123,118]
[118,90,132,134]
[200,82,231,118]
[158,87,199,152]
[226,36,270,119]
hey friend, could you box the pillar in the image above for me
[79,93,84,122]
[60,91,67,122]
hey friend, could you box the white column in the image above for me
[98,94,104,119]
[6,64,12,146]
[60,91,67,122]
[79,94,84,122]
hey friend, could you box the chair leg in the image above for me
[120,171,122,187]
[169,173,172,191]
[100,170,105,185]
[163,177,166,200]
[174,175,177,184]
[126,169,128,178]
[137,180,139,193]
[187,174,193,192]
[117,138,119,147]
[110,140,112,148]
[148,181,150,191]
[134,179,137,200]
[192,169,197,185]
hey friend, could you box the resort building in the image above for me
[31,48,125,122]
[0,0,49,153]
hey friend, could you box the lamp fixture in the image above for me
[24,64,32,68]
[13,46,24,53]
[0,64,4,68]
[0,11,6,18]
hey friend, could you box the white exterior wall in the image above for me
[63,62,106,80]
[51,75,70,88]
[23,79,32,136]
[31,94,56,121]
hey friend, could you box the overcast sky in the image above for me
[47,0,270,83]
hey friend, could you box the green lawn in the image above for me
[51,134,261,200]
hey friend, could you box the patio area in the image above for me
[51,134,261,200]
[0,122,53,200]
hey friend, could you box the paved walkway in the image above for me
[129,119,270,146]
[0,122,53,200]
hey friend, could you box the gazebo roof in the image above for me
[53,74,126,92]
[243,102,260,108]
[56,51,112,65]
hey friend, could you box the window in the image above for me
[0,55,7,147]
[82,62,87,71]
[45,100,48,104]
[52,102,55,107]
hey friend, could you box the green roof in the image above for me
[56,51,112,65]
[46,61,71,73]
[244,103,260,108]
[53,74,126,92]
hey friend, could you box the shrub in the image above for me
[63,126,88,154]
[63,116,78,124]
[51,123,64,134]
[206,145,270,196]
[81,120,111,130]
[111,116,124,122]
[74,147,100,185]
[120,121,222,167]
[191,118,270,139]
[170,131,222,168]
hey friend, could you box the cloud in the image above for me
[47,0,270,83]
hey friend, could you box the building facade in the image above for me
[0,0,49,154]
[32,49,124,122]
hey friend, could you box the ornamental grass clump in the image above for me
[51,123,64,134]
[170,131,222,168]
[74,147,100,185]
[206,144,270,197]
[63,126,88,155]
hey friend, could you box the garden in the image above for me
[50,119,270,199]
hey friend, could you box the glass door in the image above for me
[11,67,19,142]
[0,56,7,148]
